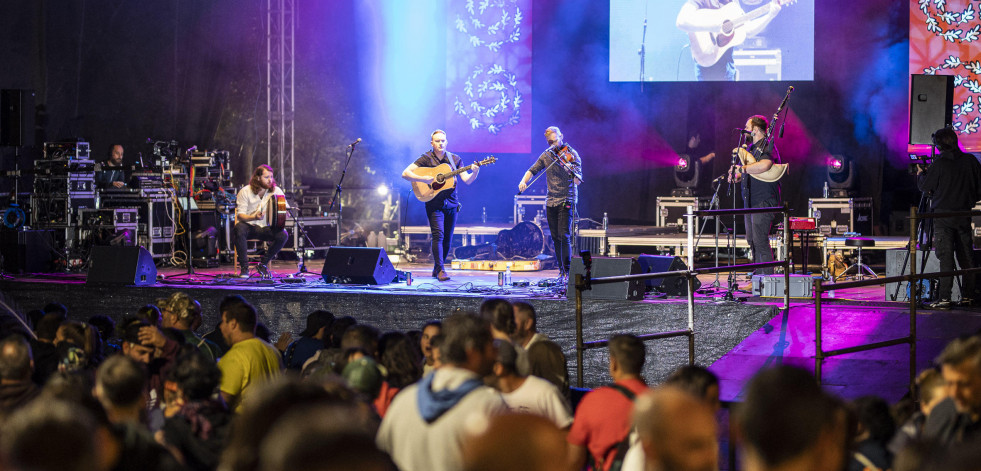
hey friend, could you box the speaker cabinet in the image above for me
[321,246,396,285]
[566,256,644,301]
[0,89,35,147]
[1,229,55,273]
[909,75,954,145]
[86,246,157,286]
[884,248,962,302]
[636,254,698,296]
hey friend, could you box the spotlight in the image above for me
[376,183,389,196]
[672,154,700,197]
[825,154,856,197]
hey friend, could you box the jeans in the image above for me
[934,216,975,301]
[233,222,289,268]
[744,198,776,275]
[547,202,574,274]
[427,205,457,274]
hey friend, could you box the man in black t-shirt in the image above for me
[731,115,781,275]
[402,130,479,281]
[675,0,783,81]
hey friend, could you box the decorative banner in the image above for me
[910,0,981,150]
[445,0,532,153]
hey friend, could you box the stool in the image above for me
[835,237,877,281]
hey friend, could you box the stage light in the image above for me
[376,183,390,196]
[826,154,856,197]
[672,154,701,196]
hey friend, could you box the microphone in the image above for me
[187,145,198,153]
[348,138,362,147]
[777,85,794,112]
[138,152,145,168]
[734,128,751,135]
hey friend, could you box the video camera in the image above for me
[908,153,932,176]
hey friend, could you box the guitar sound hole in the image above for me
[432,182,445,191]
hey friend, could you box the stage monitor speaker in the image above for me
[322,246,396,285]
[0,89,35,147]
[636,254,698,296]
[884,248,962,302]
[566,256,644,301]
[86,246,157,286]
[909,74,954,145]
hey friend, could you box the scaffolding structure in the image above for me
[266,0,295,190]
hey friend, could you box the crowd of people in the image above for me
[1,293,981,471]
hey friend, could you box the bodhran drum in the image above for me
[264,194,287,230]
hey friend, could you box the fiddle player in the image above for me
[234,164,289,278]
[730,115,781,275]
[401,129,479,282]
[518,126,583,280]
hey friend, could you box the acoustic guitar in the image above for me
[688,0,796,67]
[735,147,788,183]
[411,156,497,203]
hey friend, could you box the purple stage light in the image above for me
[676,156,689,170]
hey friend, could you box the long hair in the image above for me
[249,165,277,194]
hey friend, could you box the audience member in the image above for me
[119,317,180,412]
[890,368,948,454]
[0,399,100,471]
[627,386,718,471]
[924,335,981,447]
[160,292,222,362]
[735,365,849,471]
[480,298,515,341]
[664,364,721,411]
[30,312,64,385]
[88,314,121,356]
[282,310,334,371]
[375,331,423,417]
[41,302,68,318]
[0,334,39,421]
[848,395,895,471]
[328,316,358,348]
[462,412,568,471]
[94,355,147,426]
[376,312,506,471]
[489,340,572,429]
[54,320,102,371]
[567,334,648,470]
[525,340,570,397]
[138,304,164,326]
[420,320,442,376]
[429,333,445,370]
[342,324,381,358]
[203,318,230,356]
[217,295,283,412]
[512,301,547,349]
[160,349,231,471]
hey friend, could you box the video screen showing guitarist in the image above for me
[234,164,289,278]
[401,129,480,282]
[730,115,781,275]
[517,126,582,279]
[675,0,784,81]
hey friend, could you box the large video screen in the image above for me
[610,0,814,82]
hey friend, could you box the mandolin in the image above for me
[411,156,497,203]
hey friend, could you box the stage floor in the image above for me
[3,259,980,403]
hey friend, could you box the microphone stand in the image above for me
[694,176,726,292]
[326,140,359,222]
[638,16,647,90]
[285,201,316,276]
[722,133,748,302]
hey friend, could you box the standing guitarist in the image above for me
[402,129,479,282]
[730,115,781,275]
[676,0,783,81]
[234,164,289,278]
[517,126,582,279]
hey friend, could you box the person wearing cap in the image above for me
[159,292,222,362]
[281,310,335,371]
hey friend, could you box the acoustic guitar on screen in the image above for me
[412,156,497,203]
[688,0,797,67]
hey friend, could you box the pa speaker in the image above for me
[0,89,35,147]
[86,246,157,286]
[322,246,396,285]
[567,256,644,301]
[636,254,698,296]
[909,75,954,145]
[884,248,962,302]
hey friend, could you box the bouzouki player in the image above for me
[730,115,782,275]
[234,164,289,278]
[402,129,480,282]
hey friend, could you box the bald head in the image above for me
[0,335,33,381]
[634,386,718,471]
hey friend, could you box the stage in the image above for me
[3,257,980,403]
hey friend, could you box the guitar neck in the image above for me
[733,4,772,27]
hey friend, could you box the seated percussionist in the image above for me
[234,164,289,278]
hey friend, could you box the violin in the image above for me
[549,144,583,183]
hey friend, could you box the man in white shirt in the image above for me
[490,340,572,429]
[234,164,289,278]
[376,313,505,471]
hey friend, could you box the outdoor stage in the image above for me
[4,257,980,403]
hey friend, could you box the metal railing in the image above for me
[813,207,981,395]
[572,205,791,387]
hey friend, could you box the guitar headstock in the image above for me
[478,156,497,166]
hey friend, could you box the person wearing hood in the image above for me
[376,312,505,471]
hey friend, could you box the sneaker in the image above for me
[257,263,270,277]
[927,299,952,310]
[436,270,451,282]
[237,268,250,279]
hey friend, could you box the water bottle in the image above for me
[482,207,487,224]
[603,212,609,230]
[504,264,512,286]
[822,181,829,199]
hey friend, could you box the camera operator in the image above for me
[916,127,981,308]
